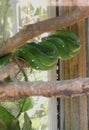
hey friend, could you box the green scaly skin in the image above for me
[49,30,80,52]
[30,41,59,63]
[46,37,71,60]
[13,45,46,70]
[46,37,80,58]
[13,30,80,70]
[14,43,58,70]
[0,54,11,68]
[0,30,81,70]
[56,30,79,41]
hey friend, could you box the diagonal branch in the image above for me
[0,7,89,57]
[0,61,28,80]
[0,78,89,101]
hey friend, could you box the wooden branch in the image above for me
[0,61,28,80]
[0,78,89,101]
[0,7,89,56]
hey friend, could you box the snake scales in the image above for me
[0,30,81,70]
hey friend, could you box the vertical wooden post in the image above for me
[86,17,89,129]
[47,2,58,130]
[59,5,88,130]
[48,67,58,130]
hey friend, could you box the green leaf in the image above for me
[18,97,34,112]
[22,113,32,130]
[0,106,14,130]
[0,101,19,118]
[11,119,20,130]
[0,119,7,130]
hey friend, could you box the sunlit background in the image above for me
[0,0,49,129]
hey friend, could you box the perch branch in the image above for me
[0,7,89,56]
[0,78,89,101]
[0,61,28,80]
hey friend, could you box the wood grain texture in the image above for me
[59,3,88,130]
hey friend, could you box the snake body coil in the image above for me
[0,30,81,70]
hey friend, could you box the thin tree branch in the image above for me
[14,57,28,81]
[0,78,89,101]
[0,61,28,80]
[0,7,89,56]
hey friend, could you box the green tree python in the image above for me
[0,30,81,70]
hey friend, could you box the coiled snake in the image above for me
[0,30,81,70]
